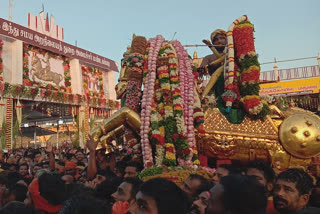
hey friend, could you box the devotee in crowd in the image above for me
[86,136,117,181]
[1,144,320,214]
[1,183,28,205]
[182,174,210,204]
[112,177,143,213]
[273,168,320,214]
[0,201,34,214]
[129,178,189,214]
[309,178,320,208]
[124,161,142,178]
[24,172,67,214]
[207,175,268,214]
[32,164,42,177]
[58,194,109,214]
[189,182,214,214]
[246,160,278,214]
[64,161,79,180]
[212,164,240,184]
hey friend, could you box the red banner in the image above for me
[0,18,118,72]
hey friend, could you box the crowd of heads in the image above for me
[0,144,319,214]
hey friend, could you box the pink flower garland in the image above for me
[171,41,196,165]
[140,35,165,167]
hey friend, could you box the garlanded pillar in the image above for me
[5,98,13,149]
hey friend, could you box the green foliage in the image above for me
[0,121,7,149]
[137,166,166,179]
[239,55,260,70]
[72,115,80,148]
[239,82,260,96]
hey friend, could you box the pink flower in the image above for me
[131,57,139,63]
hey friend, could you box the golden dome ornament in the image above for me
[279,113,320,159]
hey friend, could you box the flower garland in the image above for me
[82,65,104,98]
[232,19,269,118]
[222,15,269,119]
[22,44,71,92]
[221,15,248,112]
[171,40,198,166]
[0,81,119,110]
[140,35,165,167]
[155,42,177,166]
[150,78,166,165]
[0,39,3,81]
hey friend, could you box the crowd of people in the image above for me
[0,138,319,214]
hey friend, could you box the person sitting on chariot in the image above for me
[200,29,227,75]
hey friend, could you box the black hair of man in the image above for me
[95,177,123,203]
[195,181,214,196]
[246,160,276,183]
[97,167,116,179]
[0,201,34,214]
[77,162,86,167]
[59,195,110,214]
[126,161,143,172]
[6,183,28,202]
[40,161,49,167]
[219,164,241,175]
[220,175,267,214]
[277,168,313,195]
[139,178,189,214]
[188,174,210,196]
[123,177,143,199]
[6,172,22,189]
[32,150,41,159]
[65,183,96,199]
[8,164,18,171]
[0,172,8,186]
[309,178,320,208]
[57,161,65,167]
[38,173,67,206]
[115,160,127,175]
[18,163,29,170]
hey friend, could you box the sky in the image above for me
[0,0,319,76]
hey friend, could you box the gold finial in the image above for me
[193,51,198,59]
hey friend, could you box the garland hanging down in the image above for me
[140,35,201,167]
[0,43,119,110]
[222,15,269,119]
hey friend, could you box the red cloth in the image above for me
[65,161,77,169]
[28,178,62,213]
[199,154,208,167]
[112,201,130,214]
[216,160,232,168]
[267,197,279,214]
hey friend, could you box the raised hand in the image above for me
[86,136,98,152]
[45,143,53,153]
